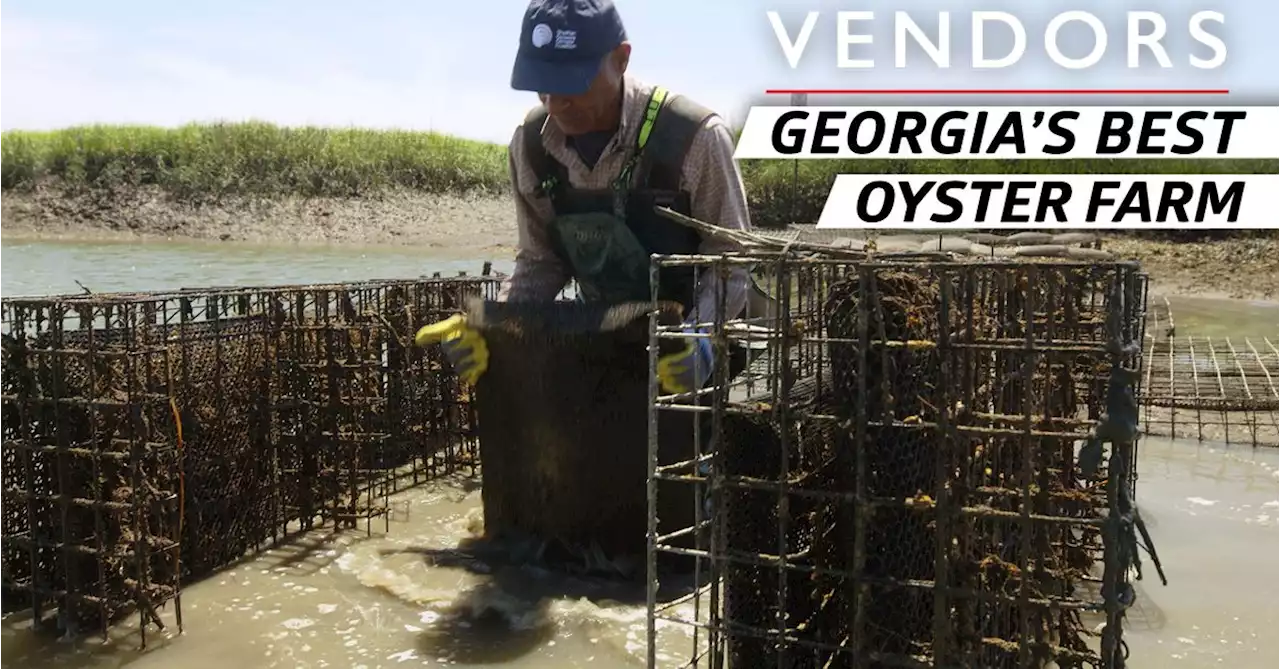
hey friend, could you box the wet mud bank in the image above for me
[1,185,519,254]
[4,185,1276,302]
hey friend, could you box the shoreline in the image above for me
[3,187,1277,303]
[1,186,518,251]
[0,225,521,261]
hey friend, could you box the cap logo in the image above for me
[554,29,577,50]
[532,23,553,48]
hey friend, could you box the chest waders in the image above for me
[526,88,763,575]
[524,86,712,314]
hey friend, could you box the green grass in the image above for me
[3,121,1276,228]
[1,121,509,202]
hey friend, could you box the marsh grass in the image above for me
[3,121,1275,229]
[1,121,510,201]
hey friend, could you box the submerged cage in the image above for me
[1138,297,1279,448]
[0,273,498,643]
[644,251,1156,669]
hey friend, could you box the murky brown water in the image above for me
[1121,438,1279,667]
[1,471,689,669]
[3,435,1275,669]
[1159,294,1279,340]
[0,238,513,298]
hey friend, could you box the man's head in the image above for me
[511,0,631,136]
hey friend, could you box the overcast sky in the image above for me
[2,0,1273,143]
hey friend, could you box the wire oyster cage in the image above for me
[643,250,1162,669]
[1,272,500,644]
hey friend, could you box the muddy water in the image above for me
[2,435,1275,669]
[0,238,512,297]
[1,472,704,669]
[3,240,1278,668]
[1122,438,1279,667]
[1158,294,1279,340]
[0,472,679,668]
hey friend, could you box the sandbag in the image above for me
[1053,232,1098,246]
[1066,246,1114,260]
[968,242,997,256]
[873,237,924,252]
[1014,244,1069,257]
[1007,231,1055,245]
[964,232,1009,245]
[918,236,972,253]
[830,236,867,250]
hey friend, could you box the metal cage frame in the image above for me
[1,273,500,644]
[643,251,1156,669]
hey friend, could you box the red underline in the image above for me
[765,88,1231,95]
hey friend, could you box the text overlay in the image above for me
[735,107,1278,159]
[814,175,1279,229]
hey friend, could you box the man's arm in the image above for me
[496,122,571,303]
[680,114,752,325]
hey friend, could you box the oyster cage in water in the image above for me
[1,274,499,644]
[645,253,1158,669]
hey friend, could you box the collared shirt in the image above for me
[497,74,751,324]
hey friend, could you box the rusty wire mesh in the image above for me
[1,273,498,642]
[0,305,182,646]
[1138,297,1279,448]
[646,252,1154,669]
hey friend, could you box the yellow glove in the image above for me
[414,314,489,385]
[657,329,714,394]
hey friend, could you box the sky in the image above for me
[2,0,1276,144]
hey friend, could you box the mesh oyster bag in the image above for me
[463,298,698,571]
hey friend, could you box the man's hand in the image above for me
[415,314,489,385]
[657,329,714,394]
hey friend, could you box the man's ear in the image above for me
[613,42,632,74]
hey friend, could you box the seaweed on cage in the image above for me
[820,268,955,667]
[0,276,501,642]
[650,255,1152,669]
[274,314,390,532]
[719,376,837,667]
[39,313,297,582]
[151,315,284,580]
[943,266,1115,669]
[0,315,181,638]
[710,267,954,668]
[380,278,502,479]
[707,261,1139,669]
[0,333,33,612]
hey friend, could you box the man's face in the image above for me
[539,44,630,136]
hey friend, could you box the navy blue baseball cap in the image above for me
[511,0,628,96]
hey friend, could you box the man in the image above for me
[431,0,756,394]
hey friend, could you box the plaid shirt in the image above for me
[497,75,751,324]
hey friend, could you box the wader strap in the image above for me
[611,86,669,216]
[635,93,716,193]
[523,105,566,204]
[612,87,669,192]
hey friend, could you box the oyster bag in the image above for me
[467,298,698,561]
